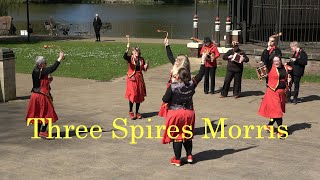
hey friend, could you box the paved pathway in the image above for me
[0,57,319,179]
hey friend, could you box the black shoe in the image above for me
[204,92,209,94]
[292,99,297,105]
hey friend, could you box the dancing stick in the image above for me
[126,35,130,44]
[156,29,168,39]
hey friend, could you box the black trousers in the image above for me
[221,70,242,97]
[204,67,216,93]
[289,75,302,99]
[94,29,101,41]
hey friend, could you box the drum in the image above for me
[256,65,268,79]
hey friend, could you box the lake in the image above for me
[10,3,228,39]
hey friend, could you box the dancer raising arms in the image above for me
[123,43,148,120]
[26,51,64,139]
[158,37,191,118]
[162,57,205,167]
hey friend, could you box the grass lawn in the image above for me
[3,41,188,81]
[194,66,320,83]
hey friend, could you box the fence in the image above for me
[248,0,320,47]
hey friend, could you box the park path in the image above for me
[0,56,320,179]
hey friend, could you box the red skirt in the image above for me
[258,88,286,118]
[25,93,58,124]
[162,109,195,144]
[125,72,146,103]
[158,82,171,117]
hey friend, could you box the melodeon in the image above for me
[256,65,268,80]
[231,53,245,63]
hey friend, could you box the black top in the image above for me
[162,64,205,110]
[32,61,60,92]
[166,45,175,65]
[277,66,287,90]
[93,17,102,30]
[261,47,282,72]
[287,49,308,77]
[223,48,249,73]
[123,52,141,71]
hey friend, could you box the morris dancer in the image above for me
[158,38,190,118]
[200,37,220,94]
[123,43,148,120]
[220,41,249,98]
[258,56,292,139]
[260,36,282,72]
[162,58,205,167]
[287,41,308,104]
[26,51,64,138]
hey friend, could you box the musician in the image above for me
[200,37,220,94]
[260,36,282,83]
[25,51,64,139]
[162,58,205,167]
[123,43,148,120]
[93,14,102,42]
[220,41,249,98]
[258,56,292,139]
[158,37,190,118]
[287,41,308,104]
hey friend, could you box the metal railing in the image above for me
[248,0,320,48]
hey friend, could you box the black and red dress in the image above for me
[123,52,147,103]
[26,61,60,124]
[162,64,205,144]
[258,64,291,118]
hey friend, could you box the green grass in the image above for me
[193,66,320,83]
[3,41,188,81]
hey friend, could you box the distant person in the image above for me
[200,37,220,94]
[287,41,308,104]
[28,23,33,34]
[9,17,16,35]
[93,14,102,42]
[220,41,249,98]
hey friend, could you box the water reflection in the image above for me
[10,3,228,38]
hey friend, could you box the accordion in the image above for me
[231,53,245,63]
[256,65,268,79]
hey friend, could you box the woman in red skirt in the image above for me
[162,58,205,167]
[258,56,292,139]
[158,38,191,118]
[25,51,64,138]
[123,43,148,120]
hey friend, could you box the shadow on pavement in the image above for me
[142,111,159,118]
[192,146,257,164]
[194,120,227,136]
[241,91,264,97]
[288,122,312,135]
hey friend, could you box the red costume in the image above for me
[258,65,291,118]
[26,61,60,124]
[125,55,147,103]
[200,43,220,67]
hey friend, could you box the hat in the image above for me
[96,14,99,17]
[203,37,212,44]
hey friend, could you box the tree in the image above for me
[0,0,24,16]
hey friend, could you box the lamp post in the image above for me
[26,0,30,42]
[225,0,231,47]
[193,0,199,39]
[214,0,220,47]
